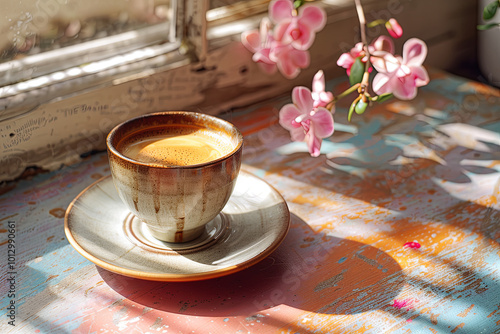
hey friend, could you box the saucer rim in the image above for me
[64,170,290,282]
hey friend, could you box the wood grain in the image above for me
[1,70,499,333]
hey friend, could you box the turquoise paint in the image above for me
[482,120,500,132]
[1,153,107,313]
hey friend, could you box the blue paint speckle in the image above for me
[338,257,347,263]
[223,318,229,322]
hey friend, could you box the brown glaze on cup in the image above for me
[106,111,243,243]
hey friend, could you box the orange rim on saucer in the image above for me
[64,170,290,282]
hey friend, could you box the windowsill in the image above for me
[0,41,185,122]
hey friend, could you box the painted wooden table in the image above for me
[1,70,500,333]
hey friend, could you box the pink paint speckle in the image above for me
[403,241,421,249]
[391,298,416,310]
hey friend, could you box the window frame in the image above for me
[0,0,186,122]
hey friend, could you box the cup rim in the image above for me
[106,111,243,169]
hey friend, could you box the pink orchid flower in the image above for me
[372,38,429,100]
[311,70,333,108]
[241,17,277,74]
[385,18,403,39]
[337,35,394,75]
[271,43,310,79]
[241,17,309,78]
[279,86,334,157]
[269,0,326,51]
[337,42,364,76]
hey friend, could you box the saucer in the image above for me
[64,170,290,281]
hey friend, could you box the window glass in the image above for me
[1,0,175,85]
[207,0,270,22]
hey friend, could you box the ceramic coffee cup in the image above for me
[106,111,243,243]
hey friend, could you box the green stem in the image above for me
[326,83,360,112]
[332,83,361,102]
[367,19,386,28]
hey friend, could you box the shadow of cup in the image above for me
[98,213,404,317]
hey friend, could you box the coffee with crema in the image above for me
[107,111,243,242]
[117,124,233,166]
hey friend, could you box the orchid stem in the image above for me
[334,83,360,102]
[355,0,367,45]
[367,19,386,28]
[326,83,361,110]
[354,0,371,86]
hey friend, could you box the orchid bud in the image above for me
[355,99,368,115]
[348,96,368,121]
[385,18,403,39]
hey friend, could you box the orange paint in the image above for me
[292,194,335,207]
[487,305,500,318]
[477,195,498,206]
[457,304,474,318]
[49,208,66,218]
[276,312,375,333]
[0,214,18,222]
[285,239,404,322]
[462,81,500,97]
[430,312,440,325]
[451,323,465,333]
[45,275,59,282]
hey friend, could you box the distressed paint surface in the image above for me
[1,70,500,333]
